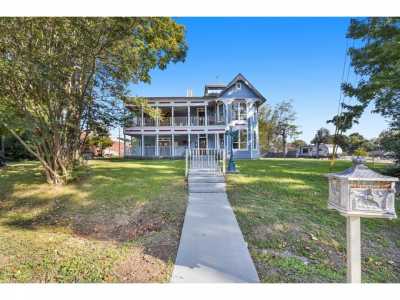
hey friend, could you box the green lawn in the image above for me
[2,158,399,283]
[226,159,400,283]
[0,159,186,283]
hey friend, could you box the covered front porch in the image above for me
[126,133,225,158]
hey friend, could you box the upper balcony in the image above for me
[124,99,249,130]
[126,115,226,128]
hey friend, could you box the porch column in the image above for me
[172,133,175,157]
[156,134,159,156]
[215,133,218,150]
[156,102,159,126]
[204,102,208,126]
[141,105,144,126]
[206,133,208,149]
[187,104,190,126]
[225,102,229,124]
[171,106,175,127]
[188,133,191,150]
[141,135,144,157]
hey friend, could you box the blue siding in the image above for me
[220,81,258,99]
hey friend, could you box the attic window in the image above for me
[236,82,241,90]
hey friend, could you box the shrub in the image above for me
[353,148,368,157]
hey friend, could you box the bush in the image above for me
[381,164,400,178]
[3,134,35,161]
[353,148,368,157]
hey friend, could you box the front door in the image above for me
[198,134,207,149]
[197,108,205,126]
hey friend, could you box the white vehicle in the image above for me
[298,144,342,158]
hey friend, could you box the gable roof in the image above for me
[220,73,266,102]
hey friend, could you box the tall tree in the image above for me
[0,18,187,184]
[347,132,368,154]
[258,103,278,153]
[377,129,400,162]
[273,100,301,156]
[311,128,331,158]
[292,139,307,149]
[88,132,113,157]
[329,17,400,164]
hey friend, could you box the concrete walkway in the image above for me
[171,169,259,283]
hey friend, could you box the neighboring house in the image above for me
[298,144,343,158]
[123,73,266,159]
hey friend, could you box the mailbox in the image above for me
[326,158,398,219]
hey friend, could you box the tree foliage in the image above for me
[292,139,307,149]
[377,129,400,163]
[329,17,400,163]
[258,103,278,152]
[273,100,301,156]
[87,132,113,157]
[258,100,301,155]
[311,127,331,158]
[0,17,187,184]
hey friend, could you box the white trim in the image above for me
[204,104,208,126]
[141,135,144,156]
[156,134,159,156]
[171,106,174,126]
[141,105,144,127]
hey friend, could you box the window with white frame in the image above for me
[217,102,224,122]
[232,129,248,150]
[236,82,241,90]
[232,100,247,121]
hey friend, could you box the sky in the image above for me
[119,17,389,143]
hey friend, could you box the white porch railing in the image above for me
[185,148,226,176]
[173,116,188,126]
[190,116,206,126]
[144,146,156,156]
[128,115,225,127]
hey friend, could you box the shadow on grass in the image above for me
[226,159,400,283]
[0,159,187,264]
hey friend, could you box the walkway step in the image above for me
[189,182,226,193]
[188,176,225,183]
[189,171,221,176]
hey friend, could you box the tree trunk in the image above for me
[282,133,287,157]
[2,122,68,185]
[0,135,4,159]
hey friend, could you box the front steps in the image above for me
[188,169,226,193]
[171,167,260,283]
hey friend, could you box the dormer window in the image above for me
[236,82,241,90]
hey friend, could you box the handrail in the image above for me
[185,148,225,176]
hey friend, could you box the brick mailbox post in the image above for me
[326,157,398,283]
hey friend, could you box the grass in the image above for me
[0,159,187,283]
[226,158,400,283]
[2,158,399,283]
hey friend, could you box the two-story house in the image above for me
[123,73,266,159]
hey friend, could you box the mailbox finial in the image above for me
[352,156,365,166]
